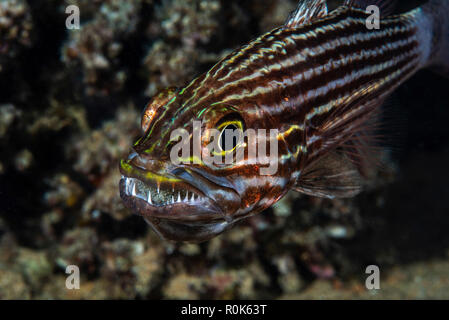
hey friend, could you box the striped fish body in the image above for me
[119,0,449,242]
[181,3,438,167]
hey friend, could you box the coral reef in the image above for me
[0,0,33,73]
[143,0,223,96]
[62,0,144,96]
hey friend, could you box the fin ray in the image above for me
[293,151,362,199]
[284,0,328,28]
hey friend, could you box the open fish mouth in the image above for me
[119,175,233,242]
[119,175,223,221]
[122,176,204,208]
[119,152,241,242]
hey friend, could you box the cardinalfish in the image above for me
[120,0,449,242]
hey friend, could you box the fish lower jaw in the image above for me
[121,176,205,207]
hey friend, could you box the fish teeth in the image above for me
[131,181,136,196]
[124,178,201,206]
[125,178,130,190]
[147,191,152,205]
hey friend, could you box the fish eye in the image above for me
[215,113,245,154]
[219,123,240,152]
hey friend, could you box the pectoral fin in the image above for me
[292,151,362,199]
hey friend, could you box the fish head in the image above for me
[119,85,296,242]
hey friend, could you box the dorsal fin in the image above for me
[343,0,397,17]
[284,0,328,28]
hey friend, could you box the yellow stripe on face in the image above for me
[277,124,304,139]
[120,159,182,183]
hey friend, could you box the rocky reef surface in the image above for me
[0,0,448,299]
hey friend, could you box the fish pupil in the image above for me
[219,125,239,151]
